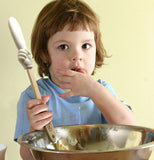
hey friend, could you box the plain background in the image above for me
[0,0,154,159]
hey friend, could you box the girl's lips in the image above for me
[71,66,82,72]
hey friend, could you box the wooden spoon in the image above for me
[8,17,56,143]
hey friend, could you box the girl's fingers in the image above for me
[32,116,53,130]
[27,95,50,109]
[57,69,76,76]
[27,99,43,109]
[30,111,52,129]
[34,111,53,123]
[41,95,50,103]
[28,104,49,116]
[27,95,51,130]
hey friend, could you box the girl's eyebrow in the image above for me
[81,39,95,43]
[53,40,71,44]
[53,39,95,45]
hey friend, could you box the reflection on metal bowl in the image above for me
[18,124,154,160]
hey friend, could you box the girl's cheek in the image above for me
[54,58,69,70]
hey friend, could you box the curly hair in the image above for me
[31,0,107,77]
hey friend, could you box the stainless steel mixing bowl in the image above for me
[18,124,154,160]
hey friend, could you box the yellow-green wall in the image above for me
[0,0,154,159]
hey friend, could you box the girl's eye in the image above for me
[58,44,69,50]
[82,43,91,49]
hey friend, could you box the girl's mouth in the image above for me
[71,67,81,72]
[71,68,78,71]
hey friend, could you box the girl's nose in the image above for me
[72,51,83,61]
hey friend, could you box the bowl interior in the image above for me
[18,124,154,153]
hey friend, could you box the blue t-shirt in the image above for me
[14,78,130,141]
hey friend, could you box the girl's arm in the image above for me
[20,146,34,160]
[88,80,137,125]
[19,126,36,160]
[58,69,137,125]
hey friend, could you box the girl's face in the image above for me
[47,25,96,86]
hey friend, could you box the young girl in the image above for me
[15,0,137,159]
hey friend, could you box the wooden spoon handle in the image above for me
[27,69,56,142]
[27,69,41,99]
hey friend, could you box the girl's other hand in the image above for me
[57,69,96,98]
[27,95,53,131]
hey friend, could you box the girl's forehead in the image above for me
[48,24,95,41]
[53,26,95,39]
[49,26,95,43]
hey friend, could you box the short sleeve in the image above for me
[14,91,32,141]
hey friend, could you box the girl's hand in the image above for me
[27,95,53,131]
[57,69,97,98]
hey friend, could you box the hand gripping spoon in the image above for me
[8,17,56,143]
